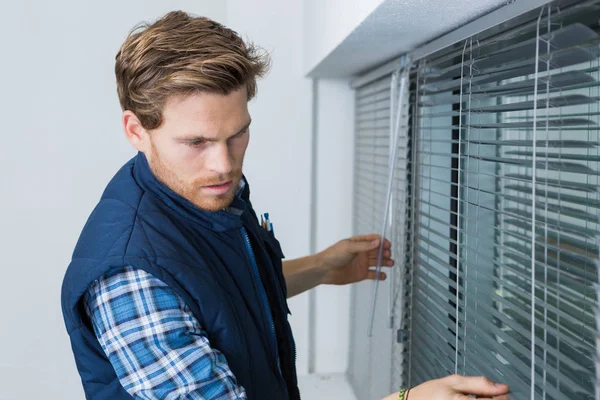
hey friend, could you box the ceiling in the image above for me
[308,0,510,78]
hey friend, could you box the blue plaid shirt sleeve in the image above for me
[83,266,247,400]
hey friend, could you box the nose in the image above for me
[206,143,233,175]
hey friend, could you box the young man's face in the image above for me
[143,88,251,212]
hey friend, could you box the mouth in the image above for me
[202,180,234,195]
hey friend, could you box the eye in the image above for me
[188,139,207,147]
[231,128,249,140]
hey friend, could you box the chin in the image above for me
[191,193,236,212]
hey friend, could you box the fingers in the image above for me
[349,234,392,249]
[449,375,510,396]
[350,233,383,242]
[368,248,394,268]
[456,395,510,400]
[344,236,380,253]
[368,257,395,267]
[343,234,393,256]
[367,270,387,281]
[344,239,379,253]
[367,248,392,259]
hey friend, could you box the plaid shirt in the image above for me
[84,266,247,399]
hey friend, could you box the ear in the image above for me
[123,111,150,152]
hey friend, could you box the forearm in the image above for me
[282,254,328,298]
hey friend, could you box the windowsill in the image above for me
[298,373,357,400]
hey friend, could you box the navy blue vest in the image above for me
[61,153,300,400]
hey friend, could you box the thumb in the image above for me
[450,375,510,396]
[345,236,380,254]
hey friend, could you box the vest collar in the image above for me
[133,152,248,232]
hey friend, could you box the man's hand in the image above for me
[381,375,510,400]
[318,234,394,286]
[282,234,394,297]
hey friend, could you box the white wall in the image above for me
[303,0,385,74]
[313,79,356,373]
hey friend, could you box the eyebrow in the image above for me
[176,120,252,143]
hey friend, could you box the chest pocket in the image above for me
[257,228,291,315]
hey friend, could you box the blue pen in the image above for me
[264,213,273,232]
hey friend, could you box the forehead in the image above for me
[161,88,250,136]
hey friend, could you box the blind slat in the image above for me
[423,23,598,82]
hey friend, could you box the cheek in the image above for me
[160,142,203,178]
[183,150,210,177]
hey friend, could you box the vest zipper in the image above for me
[241,228,284,380]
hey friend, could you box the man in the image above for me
[61,11,510,400]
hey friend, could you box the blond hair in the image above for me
[115,11,270,129]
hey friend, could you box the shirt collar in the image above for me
[224,179,246,216]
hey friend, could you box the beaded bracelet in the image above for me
[398,388,409,400]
